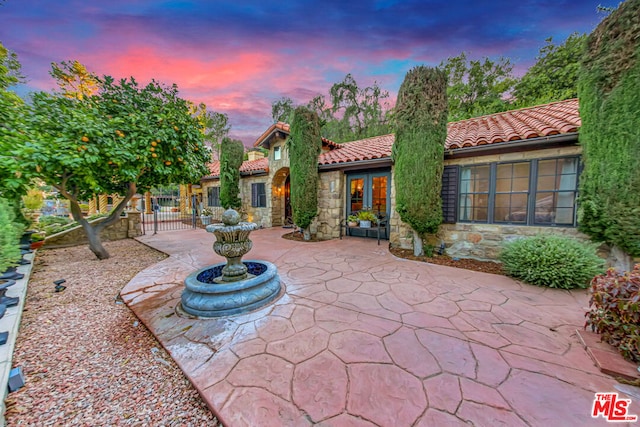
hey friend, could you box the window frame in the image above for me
[456,156,579,227]
[251,182,267,208]
[207,186,221,207]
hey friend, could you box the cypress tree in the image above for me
[578,0,640,266]
[219,137,244,210]
[392,66,448,256]
[288,106,321,240]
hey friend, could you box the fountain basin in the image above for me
[181,260,281,317]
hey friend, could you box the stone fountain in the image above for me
[181,209,281,317]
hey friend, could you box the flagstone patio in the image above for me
[122,227,638,426]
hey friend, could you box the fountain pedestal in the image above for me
[180,209,281,317]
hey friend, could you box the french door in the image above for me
[346,171,390,217]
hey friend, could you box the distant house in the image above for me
[201,98,586,260]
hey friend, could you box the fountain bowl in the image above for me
[181,259,281,317]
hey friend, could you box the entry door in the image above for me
[347,172,390,217]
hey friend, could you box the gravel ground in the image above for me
[5,239,218,426]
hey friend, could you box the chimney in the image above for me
[247,150,265,161]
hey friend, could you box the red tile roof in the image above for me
[318,98,580,164]
[204,99,580,178]
[254,121,340,148]
[205,157,268,179]
[319,134,394,165]
[446,98,580,149]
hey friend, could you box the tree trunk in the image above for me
[610,245,634,272]
[57,182,136,261]
[413,229,424,256]
[84,224,110,260]
[303,228,311,241]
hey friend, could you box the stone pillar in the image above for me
[145,192,152,214]
[126,211,142,237]
[180,185,188,214]
[88,196,97,215]
[98,194,108,213]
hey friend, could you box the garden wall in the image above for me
[43,212,142,249]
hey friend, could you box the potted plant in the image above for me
[200,207,213,225]
[357,209,377,228]
[347,215,359,227]
[30,233,46,250]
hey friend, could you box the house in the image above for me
[200,98,586,260]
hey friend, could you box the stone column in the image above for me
[88,196,97,215]
[145,192,152,214]
[98,194,108,213]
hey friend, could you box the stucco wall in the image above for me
[44,211,142,249]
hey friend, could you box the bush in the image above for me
[0,198,24,273]
[499,234,604,289]
[36,215,74,235]
[585,265,640,363]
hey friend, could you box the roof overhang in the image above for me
[318,157,392,172]
[445,132,579,159]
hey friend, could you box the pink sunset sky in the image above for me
[1,0,611,145]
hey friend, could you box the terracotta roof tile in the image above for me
[445,98,579,149]
[205,157,269,179]
[319,134,394,165]
[206,99,580,179]
[254,121,340,149]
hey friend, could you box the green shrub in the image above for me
[37,215,72,235]
[38,215,72,227]
[499,234,604,289]
[585,265,640,362]
[0,198,23,273]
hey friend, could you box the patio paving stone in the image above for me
[123,227,640,426]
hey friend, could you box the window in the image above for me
[495,162,530,223]
[535,157,578,225]
[207,187,220,207]
[450,157,579,226]
[274,145,281,161]
[251,183,266,207]
[459,165,489,222]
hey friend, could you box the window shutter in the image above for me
[251,183,258,207]
[258,183,266,207]
[441,165,458,223]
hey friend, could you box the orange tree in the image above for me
[20,75,210,259]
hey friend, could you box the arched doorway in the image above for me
[271,167,290,227]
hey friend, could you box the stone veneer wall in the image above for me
[44,211,142,249]
[239,175,271,228]
[439,223,590,261]
[389,145,589,260]
[313,170,344,240]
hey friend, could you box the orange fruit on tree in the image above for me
[152,153,157,158]
[173,126,179,131]
[81,145,87,150]
[150,147,155,152]
[151,141,157,147]
[81,136,89,142]
[165,161,171,166]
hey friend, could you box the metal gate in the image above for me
[141,185,198,234]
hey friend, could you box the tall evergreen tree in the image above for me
[578,0,640,269]
[219,137,244,210]
[288,106,321,240]
[393,66,448,256]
